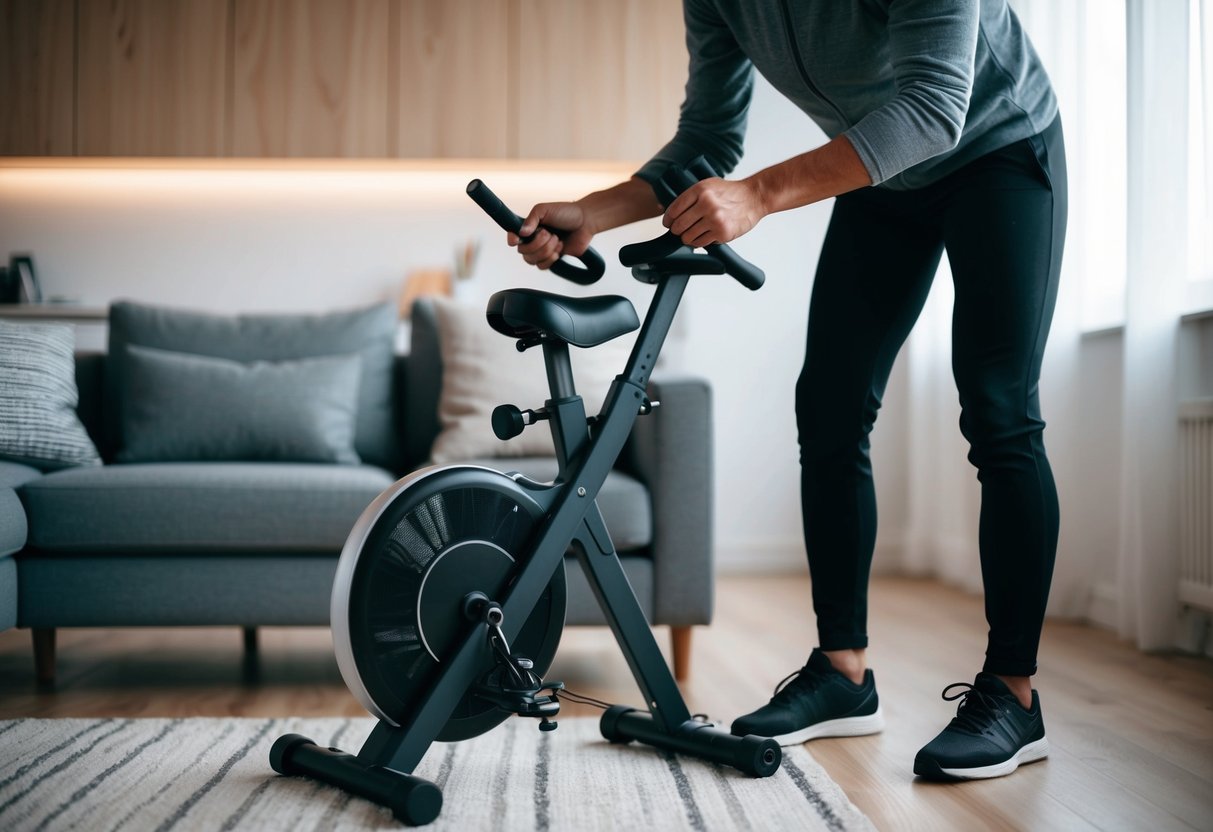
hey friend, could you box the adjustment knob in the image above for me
[492,404,548,440]
[492,404,526,440]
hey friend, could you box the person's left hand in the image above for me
[663,177,765,247]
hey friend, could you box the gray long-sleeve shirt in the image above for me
[637,0,1058,191]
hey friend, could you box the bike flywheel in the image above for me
[332,466,566,741]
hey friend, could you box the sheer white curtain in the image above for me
[1118,0,1190,650]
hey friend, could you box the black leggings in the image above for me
[798,117,1066,677]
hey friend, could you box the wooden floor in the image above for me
[1,575,1210,831]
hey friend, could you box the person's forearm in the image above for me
[577,177,665,235]
[747,135,872,215]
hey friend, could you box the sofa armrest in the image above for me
[619,375,713,625]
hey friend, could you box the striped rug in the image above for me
[0,717,874,831]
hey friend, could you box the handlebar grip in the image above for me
[707,243,765,291]
[551,245,605,285]
[466,178,525,238]
[658,165,765,291]
[466,179,605,285]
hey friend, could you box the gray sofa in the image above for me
[0,300,713,684]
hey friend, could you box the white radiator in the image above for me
[1179,399,1213,613]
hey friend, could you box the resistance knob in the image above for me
[491,404,548,440]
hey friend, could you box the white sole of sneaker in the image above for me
[939,736,1050,779]
[769,707,885,747]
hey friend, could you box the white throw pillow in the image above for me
[428,297,635,464]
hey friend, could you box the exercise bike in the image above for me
[269,158,780,826]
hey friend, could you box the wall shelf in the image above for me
[0,304,107,321]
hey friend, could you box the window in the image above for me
[1077,4,1129,330]
[1017,1,1213,325]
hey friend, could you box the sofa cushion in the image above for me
[0,322,102,470]
[106,301,400,470]
[463,457,652,553]
[21,463,395,553]
[117,345,363,465]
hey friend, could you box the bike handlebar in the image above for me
[468,159,763,291]
[656,160,765,291]
[466,179,606,285]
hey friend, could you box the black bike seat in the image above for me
[486,289,639,348]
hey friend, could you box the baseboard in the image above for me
[714,538,908,575]
[715,540,803,574]
[1086,580,1119,630]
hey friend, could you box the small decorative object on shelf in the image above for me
[9,254,41,304]
[397,238,484,318]
[398,268,452,319]
[454,238,481,283]
[452,238,481,304]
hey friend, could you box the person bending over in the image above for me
[508,0,1065,781]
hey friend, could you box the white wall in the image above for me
[0,164,646,314]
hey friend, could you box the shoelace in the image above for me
[770,663,826,702]
[941,682,1009,734]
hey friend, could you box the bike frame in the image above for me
[357,271,694,774]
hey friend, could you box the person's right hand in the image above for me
[509,202,595,271]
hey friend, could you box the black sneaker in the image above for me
[913,672,1049,780]
[730,648,883,746]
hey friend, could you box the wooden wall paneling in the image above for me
[232,0,390,157]
[0,0,76,155]
[76,0,229,156]
[392,0,511,158]
[515,0,686,160]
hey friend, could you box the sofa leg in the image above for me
[671,626,692,682]
[32,628,56,686]
[242,626,258,655]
